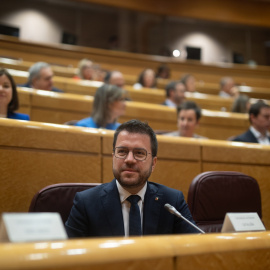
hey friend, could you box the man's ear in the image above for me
[151,156,157,172]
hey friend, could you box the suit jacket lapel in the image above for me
[247,129,259,143]
[101,179,125,236]
[143,182,163,235]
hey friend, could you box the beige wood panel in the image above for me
[2,35,270,87]
[150,160,201,200]
[30,108,87,124]
[177,249,270,270]
[202,162,270,231]
[0,119,102,214]
[202,140,270,164]
[0,148,101,214]
[1,232,270,270]
[0,119,100,153]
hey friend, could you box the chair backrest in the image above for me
[187,171,262,233]
[29,183,100,223]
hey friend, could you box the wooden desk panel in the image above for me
[0,119,102,214]
[1,233,270,270]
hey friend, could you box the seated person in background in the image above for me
[0,68,30,120]
[20,62,63,92]
[75,58,94,80]
[156,64,170,79]
[231,94,250,113]
[164,101,207,139]
[180,74,196,93]
[104,70,125,89]
[65,119,198,237]
[232,100,270,144]
[219,77,238,98]
[162,81,186,108]
[133,69,156,90]
[75,84,126,130]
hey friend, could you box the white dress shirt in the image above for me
[250,126,270,145]
[116,180,147,236]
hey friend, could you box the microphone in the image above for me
[164,203,205,234]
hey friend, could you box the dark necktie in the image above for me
[127,195,142,236]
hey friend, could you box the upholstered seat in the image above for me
[187,171,262,233]
[29,183,100,223]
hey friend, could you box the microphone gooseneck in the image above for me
[164,203,205,234]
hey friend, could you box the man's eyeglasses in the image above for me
[113,147,151,161]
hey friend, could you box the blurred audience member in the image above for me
[0,68,30,120]
[164,101,207,139]
[219,77,238,98]
[156,64,170,79]
[133,69,156,90]
[76,58,94,80]
[181,74,196,93]
[162,81,186,108]
[75,84,126,130]
[232,100,270,144]
[21,62,63,92]
[104,71,125,88]
[231,94,250,113]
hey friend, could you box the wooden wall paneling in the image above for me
[0,119,102,214]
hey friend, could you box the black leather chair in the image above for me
[187,171,262,233]
[29,183,100,223]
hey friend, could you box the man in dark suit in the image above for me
[19,62,63,93]
[232,100,270,144]
[65,119,198,237]
[162,81,186,108]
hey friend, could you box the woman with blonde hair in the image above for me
[75,84,126,130]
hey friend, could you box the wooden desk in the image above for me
[0,118,101,214]
[16,87,249,140]
[1,120,270,228]
[0,232,269,270]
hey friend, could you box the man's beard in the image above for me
[112,163,153,190]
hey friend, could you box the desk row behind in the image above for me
[17,87,249,140]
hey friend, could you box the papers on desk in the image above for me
[0,213,67,242]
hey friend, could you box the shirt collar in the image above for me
[250,126,270,139]
[116,180,147,203]
[165,99,177,108]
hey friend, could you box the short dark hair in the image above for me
[0,68,19,113]
[113,119,158,157]
[249,100,270,123]
[177,101,202,121]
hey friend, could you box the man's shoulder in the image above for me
[232,129,257,143]
[148,181,181,195]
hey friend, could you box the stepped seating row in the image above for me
[1,34,270,88]
[1,118,270,230]
[5,67,270,105]
[17,87,249,140]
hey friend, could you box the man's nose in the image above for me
[124,151,136,163]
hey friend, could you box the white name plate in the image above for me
[0,213,68,243]
[221,212,265,233]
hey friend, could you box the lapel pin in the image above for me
[155,197,159,201]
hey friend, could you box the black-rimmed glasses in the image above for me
[113,147,151,161]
